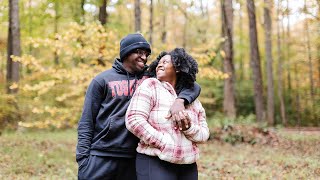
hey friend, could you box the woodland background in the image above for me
[1,0,319,130]
[1,0,320,179]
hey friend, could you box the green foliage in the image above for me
[198,78,224,117]
[208,113,257,128]
[0,94,21,133]
[235,80,256,116]
[198,77,257,119]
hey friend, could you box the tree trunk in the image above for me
[294,63,301,127]
[199,0,208,43]
[317,1,320,87]
[286,0,292,97]
[246,0,265,122]
[134,0,141,32]
[99,0,108,25]
[318,38,320,93]
[80,0,85,24]
[7,0,21,94]
[304,0,315,111]
[173,3,189,48]
[264,0,274,125]
[149,0,153,44]
[28,0,32,54]
[183,18,187,48]
[221,0,236,119]
[276,0,287,126]
[238,0,244,80]
[160,0,167,44]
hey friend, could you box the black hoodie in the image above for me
[76,59,201,162]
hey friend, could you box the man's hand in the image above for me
[180,111,191,131]
[166,98,190,130]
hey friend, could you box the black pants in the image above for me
[135,153,198,180]
[78,155,136,180]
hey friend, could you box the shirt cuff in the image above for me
[182,125,195,135]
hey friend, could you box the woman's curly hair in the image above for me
[148,48,198,93]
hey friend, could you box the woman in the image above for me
[125,48,209,180]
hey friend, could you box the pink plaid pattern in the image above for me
[125,78,209,164]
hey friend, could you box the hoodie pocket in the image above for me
[95,117,138,150]
[78,156,90,173]
[159,133,174,153]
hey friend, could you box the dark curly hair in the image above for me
[148,48,198,93]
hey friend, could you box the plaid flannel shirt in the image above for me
[125,78,209,164]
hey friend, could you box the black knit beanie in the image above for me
[119,33,151,60]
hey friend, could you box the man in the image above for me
[76,33,200,180]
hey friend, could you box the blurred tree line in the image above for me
[0,0,319,131]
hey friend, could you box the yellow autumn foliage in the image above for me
[10,22,225,129]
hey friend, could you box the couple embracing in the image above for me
[76,33,209,180]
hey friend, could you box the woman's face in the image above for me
[156,55,176,83]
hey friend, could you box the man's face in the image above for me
[124,49,150,74]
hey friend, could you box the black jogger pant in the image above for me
[135,153,198,180]
[78,155,136,180]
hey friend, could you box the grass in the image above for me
[0,129,77,179]
[198,142,320,179]
[0,129,319,179]
[198,129,320,179]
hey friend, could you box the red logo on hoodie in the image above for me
[108,76,148,97]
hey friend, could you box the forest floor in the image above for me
[0,127,319,180]
[198,127,320,179]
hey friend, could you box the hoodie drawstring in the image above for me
[126,72,138,99]
[126,72,130,99]
[131,75,138,99]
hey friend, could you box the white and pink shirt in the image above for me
[125,78,209,164]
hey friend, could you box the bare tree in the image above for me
[54,0,59,65]
[80,0,85,24]
[221,0,236,119]
[303,0,315,111]
[318,1,320,85]
[264,0,274,125]
[237,0,245,80]
[276,0,287,125]
[28,0,33,54]
[160,0,167,44]
[149,0,153,44]
[294,63,301,126]
[286,0,292,96]
[182,18,187,48]
[72,0,86,24]
[99,0,108,25]
[199,0,209,43]
[246,0,265,122]
[318,0,320,86]
[7,0,21,94]
[134,0,141,32]
[173,2,189,48]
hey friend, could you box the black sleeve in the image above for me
[76,79,104,163]
[177,82,201,105]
